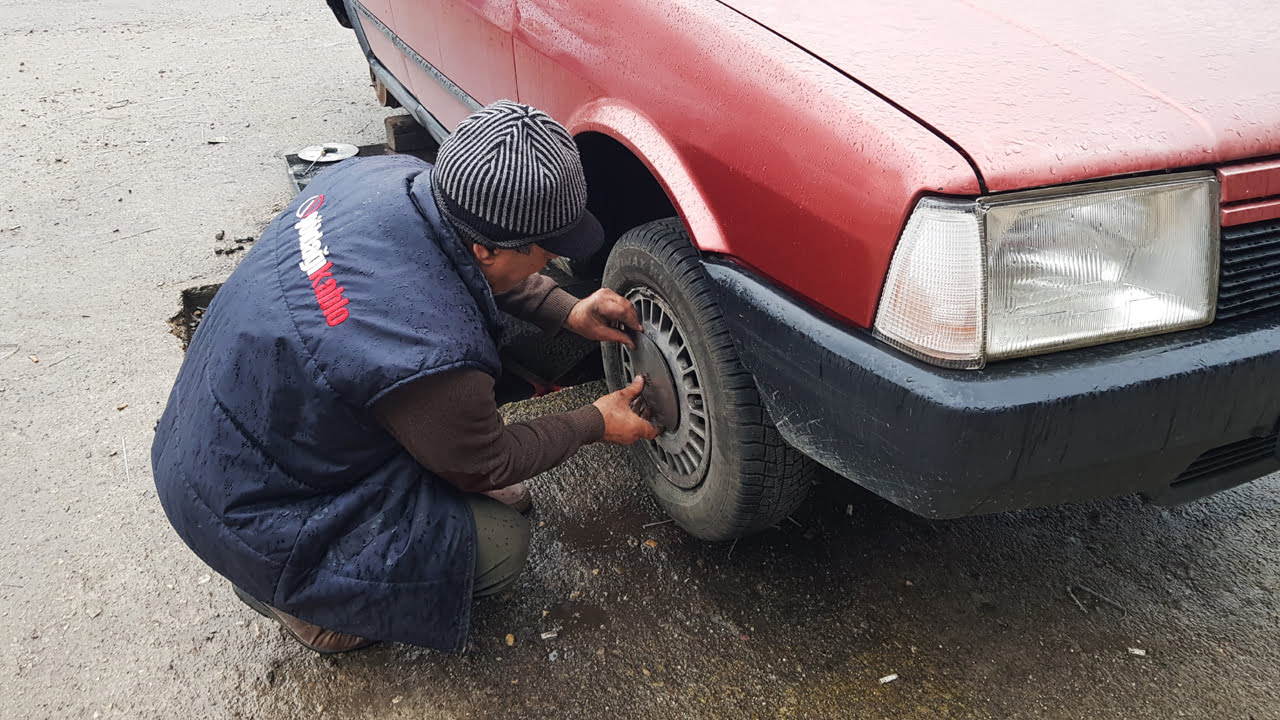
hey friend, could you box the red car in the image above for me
[330,0,1280,540]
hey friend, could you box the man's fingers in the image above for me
[602,327,636,349]
[621,310,643,334]
[594,292,642,332]
[616,300,643,333]
[618,374,645,400]
[595,373,667,444]
[575,290,643,341]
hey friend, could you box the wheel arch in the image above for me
[568,101,729,258]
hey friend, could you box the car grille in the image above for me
[1171,430,1280,486]
[1218,218,1280,320]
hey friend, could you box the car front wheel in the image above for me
[602,218,815,541]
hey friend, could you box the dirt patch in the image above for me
[168,283,223,350]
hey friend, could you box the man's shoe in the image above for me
[233,585,376,654]
[483,482,533,514]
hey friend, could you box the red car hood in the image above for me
[726,0,1280,192]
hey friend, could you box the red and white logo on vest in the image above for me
[294,194,350,327]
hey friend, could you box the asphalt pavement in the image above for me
[0,1,1276,718]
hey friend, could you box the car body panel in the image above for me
[724,0,1280,192]
[1220,158,1280,204]
[389,0,518,104]
[509,0,981,327]
[564,100,732,258]
[349,0,983,325]
[351,0,478,129]
[353,0,411,98]
[1219,157,1280,226]
[351,0,1280,325]
[1223,198,1280,227]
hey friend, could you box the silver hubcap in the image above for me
[619,288,711,490]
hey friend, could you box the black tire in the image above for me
[327,0,353,28]
[602,218,815,541]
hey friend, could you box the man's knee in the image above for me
[468,495,531,598]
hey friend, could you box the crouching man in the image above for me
[152,101,658,653]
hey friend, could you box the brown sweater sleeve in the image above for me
[493,272,580,335]
[372,368,605,492]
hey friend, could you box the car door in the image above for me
[350,0,412,100]
[388,0,519,129]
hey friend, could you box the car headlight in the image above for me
[873,172,1220,369]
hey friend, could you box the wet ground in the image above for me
[1,1,1277,718]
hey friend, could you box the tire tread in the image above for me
[603,218,815,540]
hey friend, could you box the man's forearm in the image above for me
[372,369,604,492]
[493,273,579,335]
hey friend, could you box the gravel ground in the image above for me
[0,1,1277,718]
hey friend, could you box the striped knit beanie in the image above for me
[431,100,603,260]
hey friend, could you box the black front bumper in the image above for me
[705,259,1280,519]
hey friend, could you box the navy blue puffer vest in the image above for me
[152,155,502,651]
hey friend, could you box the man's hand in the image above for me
[593,375,663,444]
[565,289,641,349]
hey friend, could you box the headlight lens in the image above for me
[874,173,1220,369]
